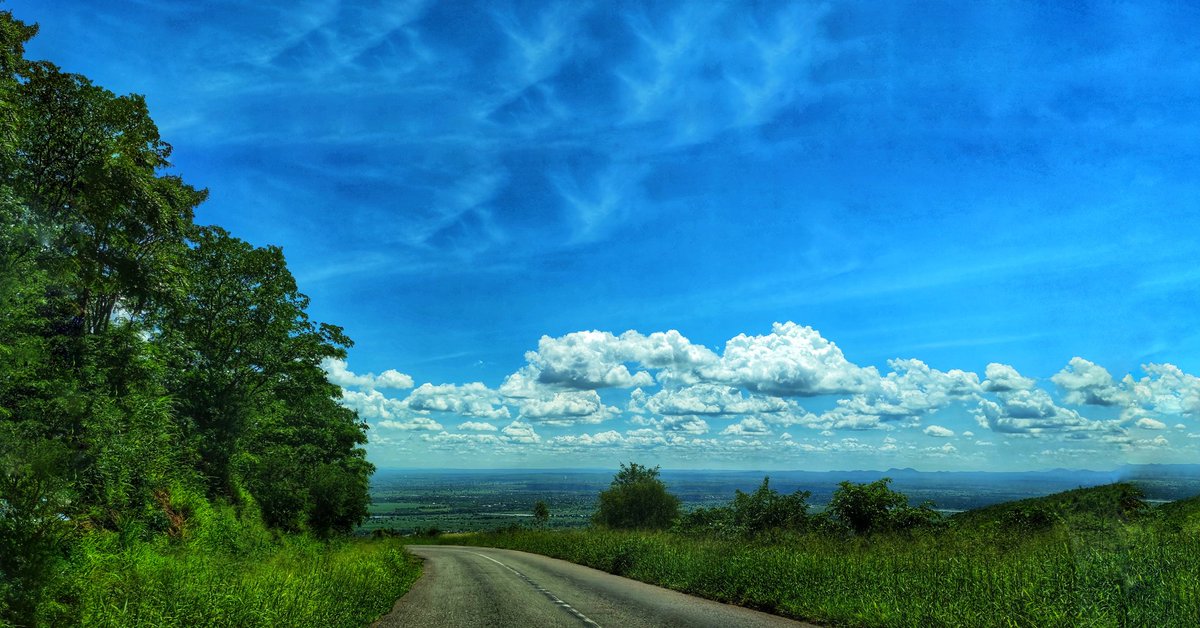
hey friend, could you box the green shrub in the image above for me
[593,463,681,530]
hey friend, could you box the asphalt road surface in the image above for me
[376,545,816,628]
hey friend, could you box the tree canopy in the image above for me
[0,10,374,622]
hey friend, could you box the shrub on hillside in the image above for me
[678,477,811,537]
[593,463,681,530]
[822,478,942,535]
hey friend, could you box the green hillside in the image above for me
[951,482,1150,530]
[1155,493,1200,532]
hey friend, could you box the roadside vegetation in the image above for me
[439,463,1200,627]
[0,12,415,626]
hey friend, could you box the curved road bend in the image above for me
[376,545,816,628]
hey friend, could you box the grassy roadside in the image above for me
[429,523,1200,627]
[13,534,421,628]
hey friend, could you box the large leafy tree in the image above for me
[153,226,371,531]
[0,9,377,620]
[12,63,205,335]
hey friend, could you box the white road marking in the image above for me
[469,551,602,628]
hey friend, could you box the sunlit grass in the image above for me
[440,524,1200,627]
[66,535,419,628]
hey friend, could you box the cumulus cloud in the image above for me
[825,359,981,424]
[403,382,510,420]
[549,430,624,447]
[1051,357,1127,406]
[322,358,415,390]
[923,425,955,438]
[500,420,541,444]
[421,431,502,447]
[981,363,1036,392]
[720,417,772,436]
[521,331,660,389]
[457,421,499,432]
[631,384,790,416]
[1135,417,1167,430]
[378,417,444,431]
[516,389,621,425]
[339,388,408,421]
[661,416,710,435]
[1124,363,1200,417]
[974,389,1111,436]
[702,322,879,396]
[349,322,1200,464]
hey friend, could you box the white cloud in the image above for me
[339,388,408,421]
[549,430,624,447]
[500,420,541,444]
[924,443,958,455]
[981,363,1036,392]
[720,417,772,436]
[457,421,498,432]
[633,383,790,415]
[351,322,1200,465]
[1135,417,1167,430]
[1124,363,1200,417]
[1051,357,1127,406]
[702,322,878,396]
[1130,435,1170,449]
[521,330,660,389]
[974,389,1113,436]
[403,382,510,420]
[661,416,710,435]
[516,389,621,425]
[322,358,414,390]
[378,417,443,431]
[421,431,502,446]
[826,359,980,424]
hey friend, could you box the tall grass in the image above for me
[444,524,1200,627]
[65,534,419,628]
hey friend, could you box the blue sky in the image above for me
[13,0,1200,470]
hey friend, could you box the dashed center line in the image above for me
[470,551,602,628]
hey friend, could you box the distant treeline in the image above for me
[590,462,942,537]
[0,11,372,623]
[446,472,1199,626]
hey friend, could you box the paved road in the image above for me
[376,545,815,628]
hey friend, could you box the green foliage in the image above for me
[823,477,942,534]
[0,438,75,623]
[592,463,681,530]
[1154,492,1200,533]
[532,500,549,528]
[952,483,1150,532]
[0,10,377,623]
[444,484,1200,627]
[450,508,1200,628]
[69,534,419,628]
[679,477,810,537]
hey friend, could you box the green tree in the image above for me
[13,62,205,335]
[729,477,811,534]
[153,226,371,531]
[533,500,550,528]
[592,462,680,530]
[825,478,941,535]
